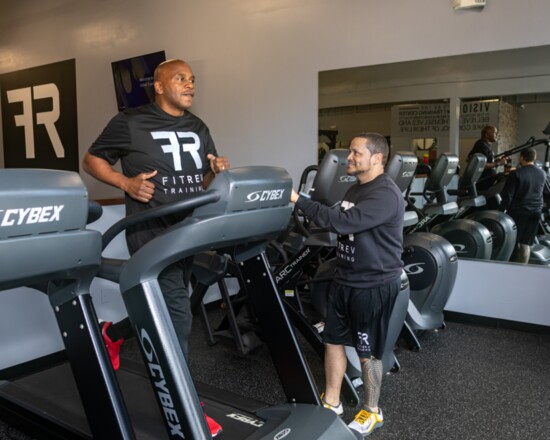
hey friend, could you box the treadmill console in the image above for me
[0,169,89,239]
[194,166,292,217]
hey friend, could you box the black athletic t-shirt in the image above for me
[499,164,546,214]
[296,173,405,288]
[468,139,496,182]
[89,103,217,253]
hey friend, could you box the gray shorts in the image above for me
[322,277,401,360]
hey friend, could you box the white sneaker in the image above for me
[320,393,343,416]
[348,408,383,436]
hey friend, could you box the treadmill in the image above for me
[0,167,360,439]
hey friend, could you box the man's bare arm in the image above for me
[82,152,157,203]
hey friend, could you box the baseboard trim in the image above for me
[444,311,550,335]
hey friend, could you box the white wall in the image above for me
[446,259,550,326]
[518,102,550,163]
[2,0,550,327]
[2,0,550,199]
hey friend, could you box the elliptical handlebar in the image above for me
[447,153,487,198]
[422,153,459,204]
[298,165,319,193]
[291,149,355,238]
[495,136,550,161]
[291,164,319,238]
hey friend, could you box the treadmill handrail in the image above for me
[101,190,222,250]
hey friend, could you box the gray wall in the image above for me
[2,0,550,198]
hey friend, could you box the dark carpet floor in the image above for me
[1,311,549,440]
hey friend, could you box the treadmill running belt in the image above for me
[0,359,268,439]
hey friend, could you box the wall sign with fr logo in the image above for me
[1,59,78,171]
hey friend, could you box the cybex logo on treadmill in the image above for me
[338,176,356,183]
[245,189,285,202]
[274,428,291,439]
[137,327,184,438]
[402,171,415,178]
[447,169,455,174]
[0,205,64,227]
[404,262,425,275]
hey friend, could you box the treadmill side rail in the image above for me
[55,292,136,440]
[238,253,321,406]
[123,280,211,440]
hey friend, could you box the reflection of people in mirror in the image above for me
[498,147,547,264]
[467,125,508,191]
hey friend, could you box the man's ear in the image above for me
[154,80,163,95]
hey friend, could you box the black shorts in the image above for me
[322,277,401,360]
[508,210,541,245]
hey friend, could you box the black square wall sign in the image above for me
[1,59,78,171]
[112,50,165,111]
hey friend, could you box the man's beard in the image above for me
[347,166,367,177]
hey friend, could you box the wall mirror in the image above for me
[318,45,550,265]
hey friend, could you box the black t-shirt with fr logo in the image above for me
[89,103,217,253]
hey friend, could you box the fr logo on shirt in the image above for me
[151,131,202,171]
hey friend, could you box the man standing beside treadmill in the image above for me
[290,133,405,437]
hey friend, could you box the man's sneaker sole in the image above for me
[348,408,383,437]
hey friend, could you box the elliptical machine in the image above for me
[408,153,494,261]
[280,150,412,375]
[261,150,414,388]
[446,153,517,262]
[400,154,461,351]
